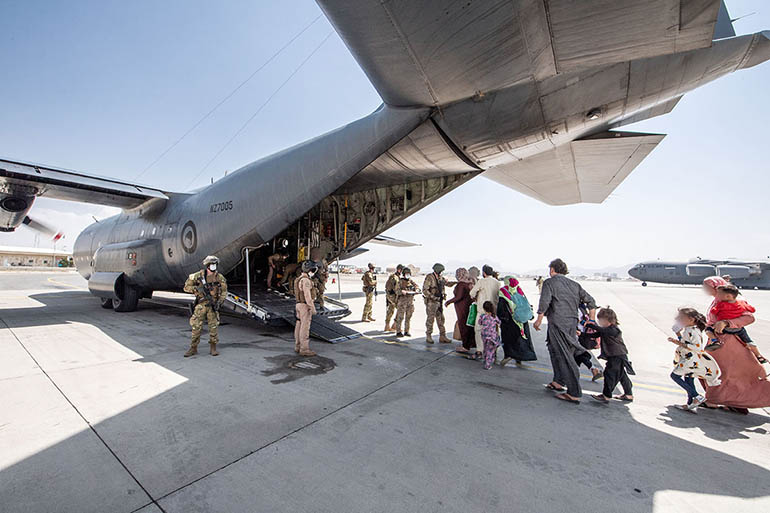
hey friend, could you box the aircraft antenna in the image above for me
[186,31,334,189]
[134,14,323,180]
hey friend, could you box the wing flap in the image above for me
[483,131,665,205]
[0,158,168,209]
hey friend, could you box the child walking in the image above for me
[669,307,722,413]
[479,301,501,370]
[587,307,635,404]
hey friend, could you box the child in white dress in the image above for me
[668,308,721,413]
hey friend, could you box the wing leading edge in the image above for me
[0,158,168,209]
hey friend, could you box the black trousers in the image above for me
[603,356,633,397]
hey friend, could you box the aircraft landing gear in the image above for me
[641,282,648,287]
[113,285,139,312]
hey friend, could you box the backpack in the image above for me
[512,294,533,323]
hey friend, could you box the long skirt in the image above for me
[545,319,585,398]
[453,302,475,350]
[501,321,537,362]
[703,333,770,408]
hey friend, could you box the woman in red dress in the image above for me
[701,276,770,412]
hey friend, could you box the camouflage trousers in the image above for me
[190,303,219,347]
[362,291,375,320]
[385,294,397,326]
[394,297,414,333]
[424,300,446,336]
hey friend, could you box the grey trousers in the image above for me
[546,320,584,398]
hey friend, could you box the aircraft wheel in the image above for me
[100,297,114,309]
[113,285,139,312]
[641,282,648,287]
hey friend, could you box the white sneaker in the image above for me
[689,395,706,409]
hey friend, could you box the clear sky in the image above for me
[1,1,769,275]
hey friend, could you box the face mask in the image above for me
[208,264,217,272]
[308,271,316,278]
[672,320,683,333]
[403,274,410,279]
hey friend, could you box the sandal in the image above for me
[591,370,604,382]
[544,383,566,392]
[591,394,610,403]
[555,393,580,404]
[614,395,634,402]
[758,356,768,364]
[675,404,697,414]
[455,347,470,354]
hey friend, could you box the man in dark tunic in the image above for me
[534,258,596,404]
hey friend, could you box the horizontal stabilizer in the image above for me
[483,131,665,205]
[369,235,419,248]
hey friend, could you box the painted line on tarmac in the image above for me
[357,333,684,395]
[46,277,85,289]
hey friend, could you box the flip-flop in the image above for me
[591,394,610,404]
[544,383,566,392]
[614,395,634,402]
[555,393,580,405]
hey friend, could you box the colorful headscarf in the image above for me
[499,276,527,337]
[703,276,729,325]
[455,267,472,283]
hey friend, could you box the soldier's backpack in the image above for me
[512,293,533,323]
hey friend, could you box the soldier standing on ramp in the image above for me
[384,264,403,332]
[361,262,377,322]
[183,255,227,357]
[394,267,420,338]
[294,260,318,357]
[423,263,454,344]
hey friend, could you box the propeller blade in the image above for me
[22,216,64,241]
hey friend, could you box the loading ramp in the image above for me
[221,287,362,343]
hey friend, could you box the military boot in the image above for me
[425,335,434,344]
[438,334,452,344]
[184,344,198,357]
[209,343,219,356]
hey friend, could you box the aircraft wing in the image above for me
[369,235,420,248]
[0,158,168,209]
[317,0,723,107]
[483,131,665,205]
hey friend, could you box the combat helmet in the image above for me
[301,260,319,274]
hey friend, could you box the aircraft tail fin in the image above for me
[714,1,736,39]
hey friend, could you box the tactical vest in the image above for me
[294,275,315,304]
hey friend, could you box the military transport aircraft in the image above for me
[2,1,769,319]
[629,258,770,289]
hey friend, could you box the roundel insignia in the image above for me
[181,221,197,254]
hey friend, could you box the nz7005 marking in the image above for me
[210,200,233,213]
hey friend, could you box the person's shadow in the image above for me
[658,405,769,441]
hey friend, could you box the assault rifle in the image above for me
[195,277,220,312]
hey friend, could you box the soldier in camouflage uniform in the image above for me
[384,264,403,332]
[314,258,329,309]
[423,263,454,344]
[183,255,228,357]
[361,262,377,322]
[394,267,420,337]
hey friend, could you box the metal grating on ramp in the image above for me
[222,286,358,343]
[284,314,362,344]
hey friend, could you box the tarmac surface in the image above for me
[1,271,768,513]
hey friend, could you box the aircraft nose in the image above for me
[739,30,770,70]
[628,265,640,279]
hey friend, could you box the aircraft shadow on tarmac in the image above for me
[1,290,769,512]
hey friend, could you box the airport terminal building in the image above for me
[0,245,72,267]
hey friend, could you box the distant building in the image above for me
[0,245,73,267]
